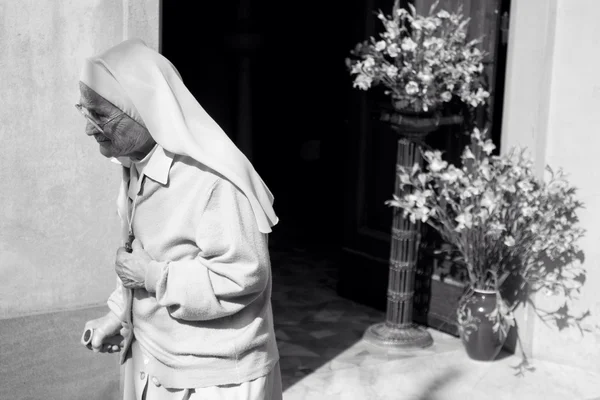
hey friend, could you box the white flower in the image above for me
[387,43,399,57]
[529,224,540,234]
[384,22,400,39]
[455,213,474,230]
[467,63,480,74]
[350,63,363,75]
[476,88,490,99]
[411,163,420,175]
[424,151,447,172]
[441,168,460,183]
[417,173,428,187]
[375,40,386,52]
[509,166,523,177]
[399,172,412,185]
[408,212,418,224]
[547,179,567,195]
[517,180,534,192]
[424,150,441,160]
[480,191,496,212]
[489,222,506,233]
[384,64,399,78]
[405,194,417,207]
[363,57,375,69]
[522,206,535,218]
[417,71,433,84]
[353,74,373,90]
[466,88,490,107]
[441,91,452,102]
[504,236,516,247]
[396,8,409,18]
[479,162,492,181]
[429,158,447,172]
[405,81,419,95]
[460,189,473,200]
[462,147,475,159]
[470,179,485,195]
[423,38,436,48]
[482,140,496,155]
[501,182,517,193]
[408,205,433,223]
[423,20,437,30]
[437,10,450,19]
[401,38,417,52]
[406,190,430,208]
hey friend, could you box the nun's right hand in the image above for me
[82,311,124,353]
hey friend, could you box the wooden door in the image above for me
[415,0,509,144]
[337,0,511,336]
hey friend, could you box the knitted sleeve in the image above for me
[107,278,129,321]
[106,165,132,323]
[142,178,271,321]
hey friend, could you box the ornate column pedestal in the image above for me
[363,109,463,350]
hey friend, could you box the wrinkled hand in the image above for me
[115,239,153,289]
[82,311,129,353]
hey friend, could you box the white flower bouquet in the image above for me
[387,128,586,343]
[347,0,489,112]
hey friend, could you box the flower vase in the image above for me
[457,289,507,361]
[382,102,441,142]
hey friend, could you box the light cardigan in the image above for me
[107,145,279,389]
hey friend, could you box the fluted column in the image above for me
[364,136,434,349]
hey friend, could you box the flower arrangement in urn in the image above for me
[387,128,588,371]
[347,0,490,113]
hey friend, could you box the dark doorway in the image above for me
[161,0,365,251]
[162,6,387,387]
[161,0,512,333]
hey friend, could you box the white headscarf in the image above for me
[79,38,278,233]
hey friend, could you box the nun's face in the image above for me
[78,82,155,160]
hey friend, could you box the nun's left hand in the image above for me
[115,239,153,289]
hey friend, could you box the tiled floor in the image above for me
[270,247,600,400]
[2,245,598,400]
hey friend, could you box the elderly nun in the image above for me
[77,39,281,400]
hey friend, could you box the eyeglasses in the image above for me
[75,103,123,134]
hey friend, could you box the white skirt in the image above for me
[121,340,283,400]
